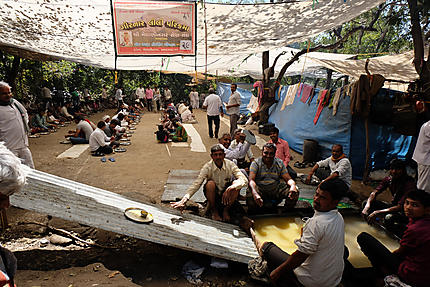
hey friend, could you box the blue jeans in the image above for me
[69,137,89,145]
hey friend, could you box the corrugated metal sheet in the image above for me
[11,169,258,264]
[161,169,206,203]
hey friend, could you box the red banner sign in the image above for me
[113,1,196,56]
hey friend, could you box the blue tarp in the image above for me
[217,83,253,115]
[268,86,352,159]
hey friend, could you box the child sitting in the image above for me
[170,120,188,142]
[357,189,430,287]
[155,125,169,143]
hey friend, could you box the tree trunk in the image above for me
[6,56,21,92]
[260,51,271,124]
[325,69,333,90]
[408,0,430,99]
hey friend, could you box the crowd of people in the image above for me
[1,78,430,287]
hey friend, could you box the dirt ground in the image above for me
[2,108,381,286]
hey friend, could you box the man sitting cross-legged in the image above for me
[247,143,298,214]
[171,144,251,227]
[89,121,119,156]
[251,178,349,287]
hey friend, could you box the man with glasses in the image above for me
[0,81,34,168]
[247,143,298,214]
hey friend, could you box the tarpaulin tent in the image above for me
[0,0,383,71]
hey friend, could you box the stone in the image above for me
[48,234,72,245]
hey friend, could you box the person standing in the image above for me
[413,118,430,193]
[114,86,123,109]
[226,83,241,137]
[0,81,34,168]
[145,86,153,112]
[135,85,145,109]
[154,86,161,111]
[164,86,172,107]
[189,87,199,109]
[202,88,223,138]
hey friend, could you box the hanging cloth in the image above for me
[253,81,264,106]
[313,89,328,125]
[332,88,342,116]
[300,84,314,103]
[280,83,300,111]
[275,85,283,102]
[297,83,304,99]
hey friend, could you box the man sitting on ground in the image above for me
[306,144,352,189]
[247,143,298,214]
[362,159,415,236]
[251,178,348,287]
[103,119,124,141]
[65,115,93,144]
[357,189,430,287]
[171,144,250,226]
[89,121,118,155]
[60,102,74,120]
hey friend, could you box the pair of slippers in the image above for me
[293,161,315,169]
[100,157,115,162]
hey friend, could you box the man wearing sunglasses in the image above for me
[247,143,298,214]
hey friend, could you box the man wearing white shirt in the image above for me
[413,119,430,192]
[89,121,118,155]
[218,133,252,164]
[115,86,123,108]
[251,178,348,287]
[203,88,223,138]
[189,88,199,109]
[136,85,145,101]
[226,83,241,136]
[0,81,34,168]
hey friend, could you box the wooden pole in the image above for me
[363,117,370,184]
[0,209,8,230]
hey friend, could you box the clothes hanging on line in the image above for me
[332,88,343,116]
[280,83,300,111]
[314,89,329,125]
[300,84,314,103]
[350,74,385,117]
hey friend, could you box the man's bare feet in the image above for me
[211,211,222,221]
[222,208,231,222]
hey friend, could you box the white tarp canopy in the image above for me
[0,0,384,71]
[137,47,355,78]
[309,50,421,82]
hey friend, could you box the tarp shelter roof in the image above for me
[0,0,384,70]
[309,50,422,82]
[149,47,355,78]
